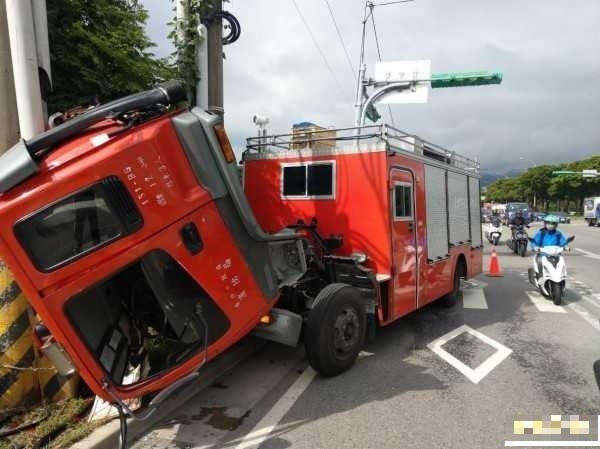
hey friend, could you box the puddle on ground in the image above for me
[191,407,251,431]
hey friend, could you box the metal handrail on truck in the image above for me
[244,124,480,175]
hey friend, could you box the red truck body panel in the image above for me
[243,131,483,326]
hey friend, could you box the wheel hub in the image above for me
[333,307,360,355]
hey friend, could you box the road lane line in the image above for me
[564,300,600,332]
[575,247,600,260]
[233,367,316,449]
[462,288,488,309]
[427,325,512,384]
[526,291,567,313]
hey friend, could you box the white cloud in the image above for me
[143,0,600,170]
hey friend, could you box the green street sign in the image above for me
[552,170,577,175]
[431,71,503,89]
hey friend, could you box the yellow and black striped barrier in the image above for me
[0,261,79,407]
[0,260,39,408]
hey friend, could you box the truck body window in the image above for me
[307,164,333,196]
[282,166,306,196]
[282,161,335,199]
[14,177,142,271]
[394,184,412,219]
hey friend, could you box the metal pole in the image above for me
[32,0,50,119]
[196,23,209,111]
[207,0,223,117]
[0,1,19,150]
[359,82,410,126]
[5,0,45,139]
[354,1,371,127]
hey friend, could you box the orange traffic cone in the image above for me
[486,247,503,277]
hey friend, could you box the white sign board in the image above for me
[374,60,431,104]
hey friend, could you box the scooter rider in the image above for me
[491,210,501,227]
[509,210,528,240]
[530,215,568,274]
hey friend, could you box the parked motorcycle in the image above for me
[508,224,529,257]
[485,221,502,246]
[527,235,575,305]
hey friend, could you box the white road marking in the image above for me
[575,247,600,260]
[233,367,316,449]
[427,325,512,384]
[564,300,600,332]
[462,288,488,309]
[525,291,568,313]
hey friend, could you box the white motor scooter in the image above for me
[485,221,502,246]
[527,236,575,305]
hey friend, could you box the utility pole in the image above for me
[207,0,223,117]
[6,0,45,139]
[0,0,19,150]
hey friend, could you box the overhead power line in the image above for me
[291,0,344,94]
[373,0,415,7]
[322,0,356,81]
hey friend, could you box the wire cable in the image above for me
[373,0,415,6]
[291,0,344,94]
[370,7,396,126]
[322,0,356,81]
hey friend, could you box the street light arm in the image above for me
[359,81,412,126]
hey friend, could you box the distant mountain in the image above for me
[479,168,524,187]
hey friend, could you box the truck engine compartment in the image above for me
[65,250,230,385]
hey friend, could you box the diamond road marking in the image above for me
[526,291,568,313]
[427,325,512,384]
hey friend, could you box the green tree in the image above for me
[486,177,524,203]
[518,165,554,210]
[47,0,175,113]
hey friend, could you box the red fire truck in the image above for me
[0,82,481,410]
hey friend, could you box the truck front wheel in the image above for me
[305,284,366,377]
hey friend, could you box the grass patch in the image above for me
[0,398,99,449]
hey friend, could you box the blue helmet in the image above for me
[544,214,560,224]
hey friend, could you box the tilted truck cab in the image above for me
[0,82,482,406]
[0,83,305,403]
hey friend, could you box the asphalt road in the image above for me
[132,221,600,449]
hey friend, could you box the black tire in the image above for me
[518,241,527,257]
[493,236,499,246]
[439,261,466,307]
[305,283,366,377]
[551,282,562,305]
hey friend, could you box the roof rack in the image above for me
[244,124,480,174]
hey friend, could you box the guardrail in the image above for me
[244,124,480,174]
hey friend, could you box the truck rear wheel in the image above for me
[305,284,366,377]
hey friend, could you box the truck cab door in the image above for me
[390,168,418,318]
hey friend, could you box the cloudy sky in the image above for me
[143,0,600,171]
